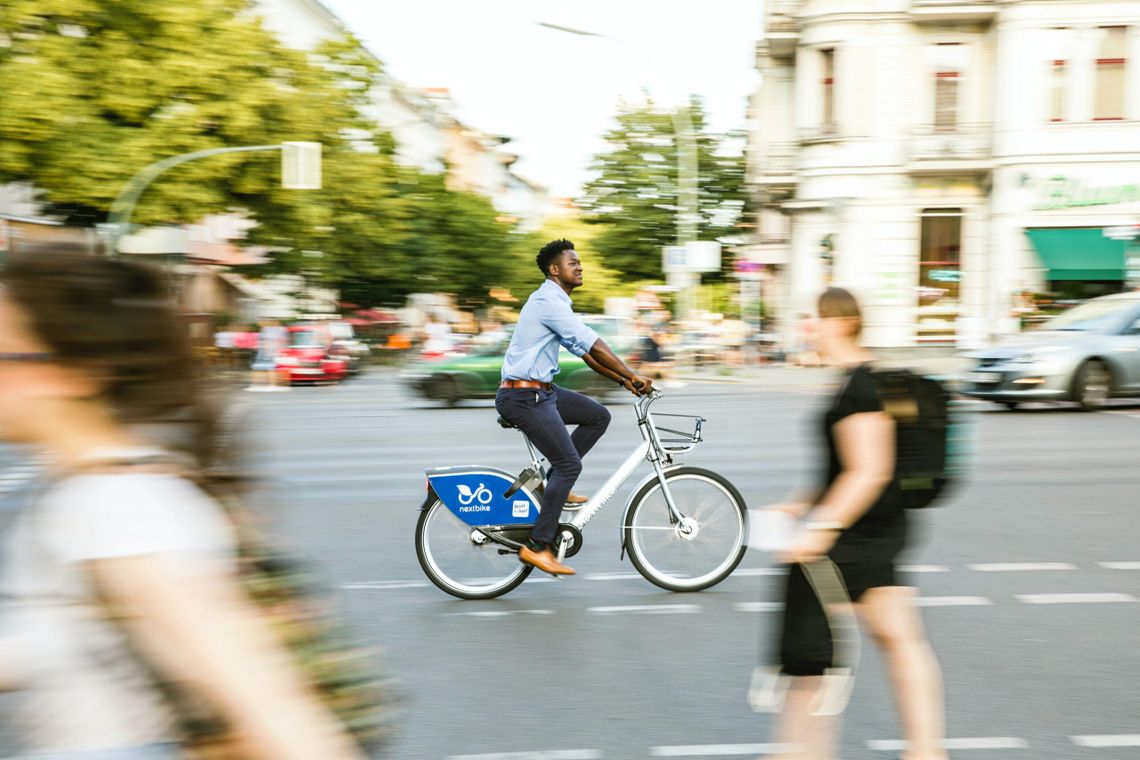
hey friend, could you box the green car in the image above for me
[400,317,634,406]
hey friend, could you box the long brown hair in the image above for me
[818,286,863,337]
[1,248,221,472]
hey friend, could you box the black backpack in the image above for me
[868,368,963,509]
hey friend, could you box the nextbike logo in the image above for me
[456,482,493,512]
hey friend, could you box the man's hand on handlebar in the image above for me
[624,374,654,397]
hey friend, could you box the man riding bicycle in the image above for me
[496,239,653,576]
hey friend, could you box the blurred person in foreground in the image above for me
[0,250,365,759]
[497,238,653,576]
[761,287,947,760]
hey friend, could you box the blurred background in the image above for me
[2,1,1140,758]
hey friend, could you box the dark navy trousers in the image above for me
[495,384,611,544]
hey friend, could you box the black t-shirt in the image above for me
[821,364,905,537]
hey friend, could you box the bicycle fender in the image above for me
[426,465,541,527]
[617,464,685,561]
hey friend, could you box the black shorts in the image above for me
[775,526,908,677]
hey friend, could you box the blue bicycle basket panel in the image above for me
[427,466,540,527]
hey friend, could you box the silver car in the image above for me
[961,292,1140,410]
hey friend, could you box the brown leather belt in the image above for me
[500,380,552,391]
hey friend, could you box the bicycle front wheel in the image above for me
[415,500,532,599]
[624,467,748,592]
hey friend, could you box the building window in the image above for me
[821,48,835,131]
[917,209,962,344]
[932,43,964,132]
[1048,28,1071,122]
[1094,26,1127,120]
[1049,59,1067,121]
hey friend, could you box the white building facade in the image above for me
[254,0,550,229]
[748,0,1140,348]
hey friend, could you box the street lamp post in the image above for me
[538,22,700,316]
[104,141,321,255]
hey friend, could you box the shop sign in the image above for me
[1028,175,1140,211]
[928,269,961,283]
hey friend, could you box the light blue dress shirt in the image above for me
[501,279,601,383]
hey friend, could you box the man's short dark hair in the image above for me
[536,238,574,277]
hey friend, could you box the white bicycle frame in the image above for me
[515,391,695,559]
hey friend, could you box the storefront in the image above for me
[1025,226,1135,300]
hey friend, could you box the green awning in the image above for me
[1026,227,1126,281]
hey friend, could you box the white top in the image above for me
[0,465,235,752]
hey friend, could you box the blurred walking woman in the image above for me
[0,250,363,759]
[765,288,947,760]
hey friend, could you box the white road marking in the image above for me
[651,743,791,757]
[735,602,783,612]
[584,572,643,581]
[1071,734,1140,748]
[868,737,1029,751]
[1099,561,1140,570]
[1016,592,1138,604]
[969,562,1078,572]
[900,564,951,573]
[444,609,553,618]
[588,604,701,615]
[914,596,995,607]
[447,751,602,760]
[733,568,784,577]
[340,580,430,590]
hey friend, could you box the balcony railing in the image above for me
[798,125,843,144]
[767,0,801,34]
[909,0,997,23]
[764,0,800,57]
[907,124,992,173]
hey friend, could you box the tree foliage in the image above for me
[0,0,519,308]
[578,98,747,281]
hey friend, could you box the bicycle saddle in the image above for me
[496,416,516,429]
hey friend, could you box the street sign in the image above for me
[685,241,722,272]
[282,142,322,190]
[662,245,686,273]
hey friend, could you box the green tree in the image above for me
[0,0,372,225]
[502,216,637,315]
[578,98,747,281]
[0,1,523,310]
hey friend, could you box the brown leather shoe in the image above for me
[565,492,589,507]
[518,545,576,575]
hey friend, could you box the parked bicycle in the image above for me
[415,390,749,599]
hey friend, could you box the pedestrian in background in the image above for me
[0,250,365,759]
[762,287,947,760]
[248,319,288,392]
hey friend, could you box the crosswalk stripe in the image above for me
[447,751,602,760]
[868,737,1029,751]
[1016,592,1138,604]
[914,596,994,607]
[968,562,1078,572]
[588,604,700,615]
[651,744,791,757]
[1071,734,1140,748]
[735,602,782,612]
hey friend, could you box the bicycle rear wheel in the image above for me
[415,500,532,599]
[624,467,748,592]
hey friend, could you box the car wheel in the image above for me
[435,376,461,407]
[1073,359,1112,411]
[1003,401,1019,410]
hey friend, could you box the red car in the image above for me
[274,324,350,385]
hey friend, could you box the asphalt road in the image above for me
[1,369,1138,759]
